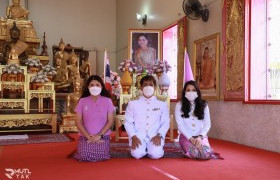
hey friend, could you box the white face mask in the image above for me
[143,86,154,97]
[89,86,102,96]
[185,92,198,102]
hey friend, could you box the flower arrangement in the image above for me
[118,59,138,73]
[25,58,43,69]
[110,71,121,99]
[101,71,121,99]
[2,64,23,74]
[41,65,57,76]
[31,72,50,83]
[153,60,172,74]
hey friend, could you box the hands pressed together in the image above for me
[189,136,203,150]
[86,134,104,143]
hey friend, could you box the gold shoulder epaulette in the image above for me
[156,95,167,102]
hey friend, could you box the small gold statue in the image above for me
[59,77,83,133]
[9,48,18,60]
[54,39,69,69]
[67,50,80,81]
[6,0,29,20]
[80,60,90,80]
[53,57,71,91]
[67,77,83,114]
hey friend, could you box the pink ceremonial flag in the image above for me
[184,48,194,82]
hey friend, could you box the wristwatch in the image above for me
[98,133,104,138]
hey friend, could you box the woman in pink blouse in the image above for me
[73,75,115,162]
[175,80,221,160]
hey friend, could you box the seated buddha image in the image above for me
[53,57,71,92]
[9,48,18,60]
[67,50,80,81]
[79,51,91,80]
[1,22,28,65]
[6,0,29,20]
[54,39,69,69]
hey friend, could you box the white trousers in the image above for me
[130,137,164,159]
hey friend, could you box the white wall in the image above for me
[0,1,8,17]
[0,0,117,75]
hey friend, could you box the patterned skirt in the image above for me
[179,134,222,160]
[73,135,110,162]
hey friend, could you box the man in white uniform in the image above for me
[124,75,170,159]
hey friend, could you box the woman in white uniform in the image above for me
[175,80,222,160]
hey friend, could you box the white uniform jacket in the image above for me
[175,102,211,140]
[124,96,170,141]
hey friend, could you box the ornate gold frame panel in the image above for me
[193,33,220,100]
[223,0,244,100]
[0,114,57,133]
[128,29,162,68]
[177,17,187,100]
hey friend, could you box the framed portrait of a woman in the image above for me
[193,33,220,100]
[128,29,161,70]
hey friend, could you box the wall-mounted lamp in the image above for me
[136,13,147,25]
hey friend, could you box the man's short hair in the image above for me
[140,75,157,86]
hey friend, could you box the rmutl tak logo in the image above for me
[5,168,31,179]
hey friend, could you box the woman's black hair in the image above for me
[80,75,111,99]
[181,80,206,120]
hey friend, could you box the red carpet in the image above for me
[0,133,279,180]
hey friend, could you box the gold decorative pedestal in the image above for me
[7,59,20,65]
[59,113,78,133]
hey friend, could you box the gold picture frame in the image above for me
[193,33,220,100]
[128,29,161,70]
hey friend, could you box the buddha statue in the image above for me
[7,48,19,65]
[54,39,69,69]
[6,0,29,20]
[67,50,80,81]
[60,77,82,132]
[0,0,40,60]
[79,51,91,80]
[67,77,83,114]
[1,22,28,65]
[53,57,71,92]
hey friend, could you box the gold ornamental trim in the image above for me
[43,85,52,91]
[30,92,54,99]
[0,118,51,128]
[2,83,24,90]
[0,101,24,109]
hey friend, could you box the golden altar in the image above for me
[0,65,57,133]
